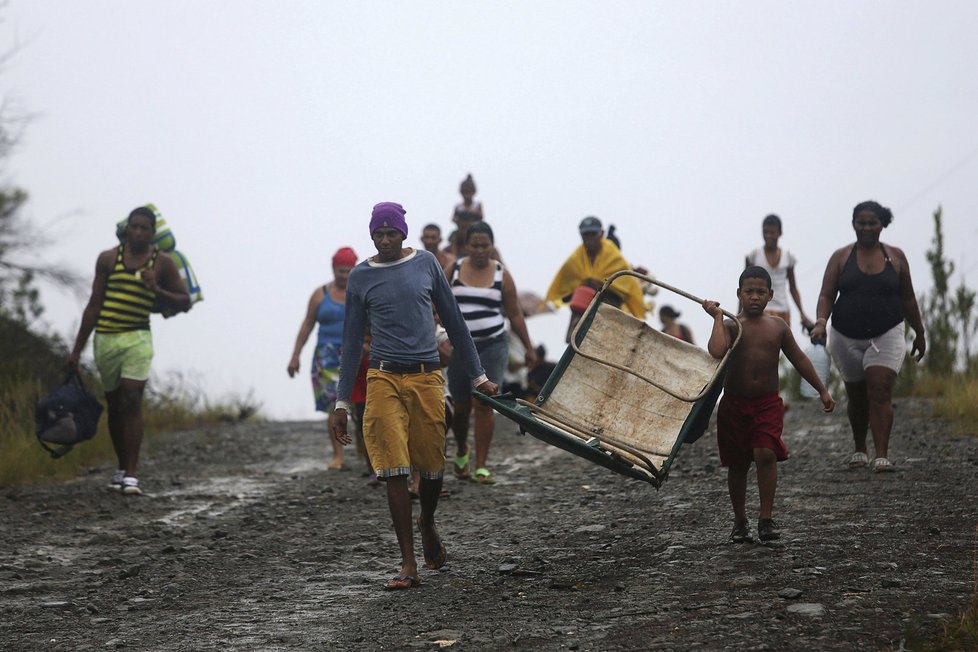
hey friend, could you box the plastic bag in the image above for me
[800,343,831,398]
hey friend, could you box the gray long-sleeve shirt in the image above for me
[335,249,486,405]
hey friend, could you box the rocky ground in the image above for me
[2,397,977,651]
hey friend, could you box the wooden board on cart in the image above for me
[477,272,740,487]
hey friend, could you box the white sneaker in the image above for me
[121,477,142,495]
[108,470,125,490]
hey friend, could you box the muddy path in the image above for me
[2,397,977,650]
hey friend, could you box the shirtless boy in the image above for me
[703,266,835,542]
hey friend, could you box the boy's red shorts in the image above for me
[716,392,787,466]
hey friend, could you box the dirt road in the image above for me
[2,397,976,650]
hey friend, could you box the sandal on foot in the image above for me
[848,452,869,469]
[757,518,781,541]
[416,516,447,570]
[472,467,496,484]
[384,575,420,590]
[729,519,753,544]
[871,457,895,473]
[452,450,471,479]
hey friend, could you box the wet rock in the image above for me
[425,629,462,640]
[786,603,826,617]
[575,524,606,533]
[549,579,578,590]
[881,578,901,588]
[778,588,803,599]
[498,563,517,574]
[118,565,142,579]
[41,601,75,609]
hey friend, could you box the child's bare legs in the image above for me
[451,400,471,458]
[754,447,777,519]
[353,402,373,475]
[472,401,495,471]
[327,411,345,469]
[727,462,751,523]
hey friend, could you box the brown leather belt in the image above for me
[369,359,440,374]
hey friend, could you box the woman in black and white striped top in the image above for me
[445,222,538,484]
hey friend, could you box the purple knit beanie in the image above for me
[369,202,408,238]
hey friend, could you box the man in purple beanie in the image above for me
[332,201,498,590]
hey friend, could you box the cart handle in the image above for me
[568,270,743,402]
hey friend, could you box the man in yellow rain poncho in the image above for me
[543,216,646,342]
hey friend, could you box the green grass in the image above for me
[0,372,263,488]
[910,373,978,435]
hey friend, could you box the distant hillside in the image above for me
[0,316,69,385]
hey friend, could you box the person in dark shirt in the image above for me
[331,202,498,590]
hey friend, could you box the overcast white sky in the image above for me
[4,1,977,420]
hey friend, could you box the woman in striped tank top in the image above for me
[67,207,190,495]
[446,222,538,484]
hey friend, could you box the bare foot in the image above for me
[328,457,344,470]
[416,515,447,569]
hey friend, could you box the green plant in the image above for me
[952,278,977,372]
[923,206,959,374]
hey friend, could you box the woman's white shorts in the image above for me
[828,323,906,382]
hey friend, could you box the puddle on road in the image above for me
[156,477,271,527]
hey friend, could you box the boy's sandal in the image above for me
[871,457,895,473]
[472,467,495,484]
[847,452,869,469]
[452,451,471,479]
[383,575,421,590]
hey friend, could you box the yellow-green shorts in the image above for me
[93,330,154,392]
[363,368,446,479]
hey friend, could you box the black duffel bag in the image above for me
[35,372,104,459]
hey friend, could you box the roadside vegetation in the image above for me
[0,313,263,487]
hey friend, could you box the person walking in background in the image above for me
[544,216,646,342]
[703,266,834,543]
[420,223,456,271]
[446,222,537,485]
[809,200,926,473]
[287,246,359,470]
[331,202,498,591]
[659,305,694,344]
[445,174,484,258]
[744,214,814,332]
[66,206,190,496]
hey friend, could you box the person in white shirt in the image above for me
[744,214,813,332]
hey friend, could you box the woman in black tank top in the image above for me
[809,201,926,473]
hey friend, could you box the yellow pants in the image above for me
[363,368,447,479]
